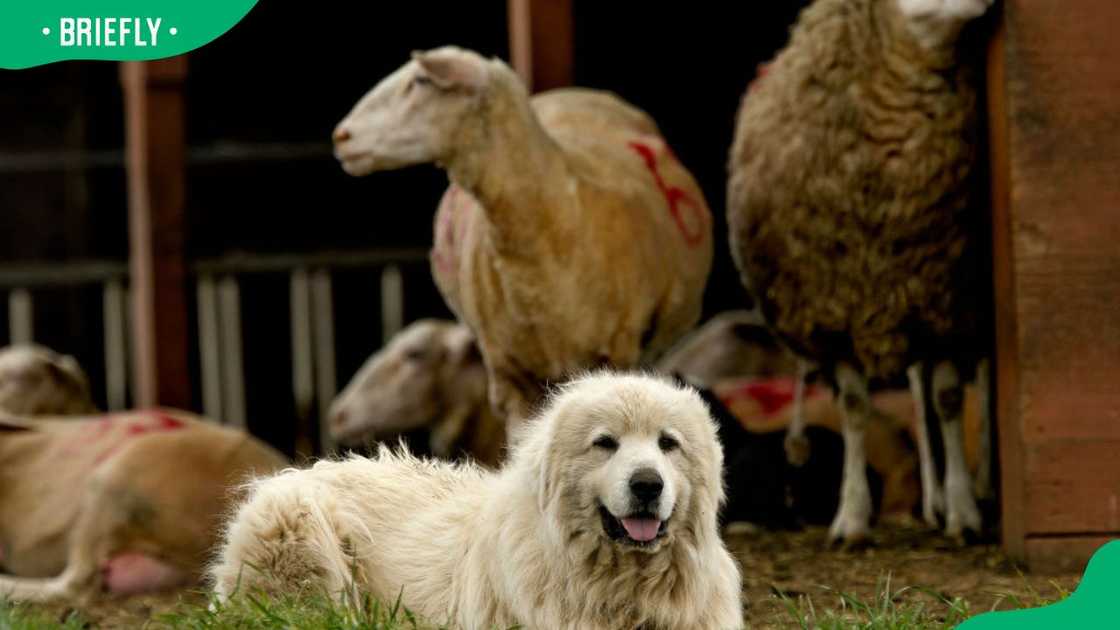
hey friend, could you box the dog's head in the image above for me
[520,372,725,554]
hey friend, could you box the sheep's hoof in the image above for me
[784,433,811,467]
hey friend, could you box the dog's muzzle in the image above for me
[598,468,669,547]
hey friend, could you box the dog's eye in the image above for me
[592,435,618,451]
[658,434,679,452]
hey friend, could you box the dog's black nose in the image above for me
[629,468,663,503]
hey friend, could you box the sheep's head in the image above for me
[327,320,484,446]
[0,345,96,416]
[893,0,994,50]
[333,46,491,176]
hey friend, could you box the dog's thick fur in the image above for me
[212,372,742,629]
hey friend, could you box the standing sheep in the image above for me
[727,0,993,543]
[332,46,713,429]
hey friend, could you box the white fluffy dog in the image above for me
[211,372,743,629]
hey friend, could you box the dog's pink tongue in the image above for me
[621,517,661,542]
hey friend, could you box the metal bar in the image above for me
[380,264,405,343]
[197,275,222,421]
[310,270,337,455]
[102,280,128,411]
[193,249,429,276]
[290,269,316,456]
[0,142,332,174]
[217,276,246,429]
[0,261,128,289]
[8,289,33,345]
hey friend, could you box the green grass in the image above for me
[0,575,1067,629]
[152,589,446,630]
[0,601,86,630]
[774,575,973,629]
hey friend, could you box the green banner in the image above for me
[0,1,258,69]
[960,540,1118,629]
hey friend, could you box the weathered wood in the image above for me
[1025,537,1113,575]
[507,0,573,92]
[990,0,1120,568]
[121,57,192,409]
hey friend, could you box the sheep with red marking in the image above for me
[333,46,713,431]
[0,399,285,601]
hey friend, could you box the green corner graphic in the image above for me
[0,1,258,69]
[959,540,1118,629]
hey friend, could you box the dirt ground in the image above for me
[33,525,1081,628]
[730,524,1081,628]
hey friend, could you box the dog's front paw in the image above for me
[897,0,994,22]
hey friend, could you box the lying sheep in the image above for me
[655,310,799,388]
[329,313,790,467]
[333,46,713,430]
[0,344,96,416]
[328,319,505,467]
[0,410,286,601]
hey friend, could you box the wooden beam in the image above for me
[121,57,192,410]
[507,0,573,92]
[989,0,1120,569]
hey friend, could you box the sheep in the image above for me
[655,310,800,388]
[0,409,286,602]
[328,313,788,467]
[0,344,96,416]
[328,319,505,467]
[332,46,714,431]
[726,0,994,543]
[329,318,940,529]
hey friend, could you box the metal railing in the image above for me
[0,248,429,452]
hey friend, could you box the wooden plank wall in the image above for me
[988,0,1120,572]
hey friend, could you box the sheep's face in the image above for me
[894,0,994,49]
[327,320,478,446]
[333,46,488,176]
[0,345,96,417]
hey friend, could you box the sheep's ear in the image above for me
[412,49,487,91]
[445,325,481,367]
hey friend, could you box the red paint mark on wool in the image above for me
[628,140,706,247]
[95,411,185,464]
[719,377,822,417]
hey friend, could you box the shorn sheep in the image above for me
[0,410,286,601]
[328,319,505,467]
[0,344,96,416]
[727,0,993,543]
[332,46,713,429]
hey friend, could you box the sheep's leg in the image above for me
[932,361,982,538]
[784,360,812,467]
[908,363,944,527]
[828,363,873,545]
[973,358,994,500]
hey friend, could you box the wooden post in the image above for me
[121,57,192,410]
[507,0,573,92]
[988,0,1120,572]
